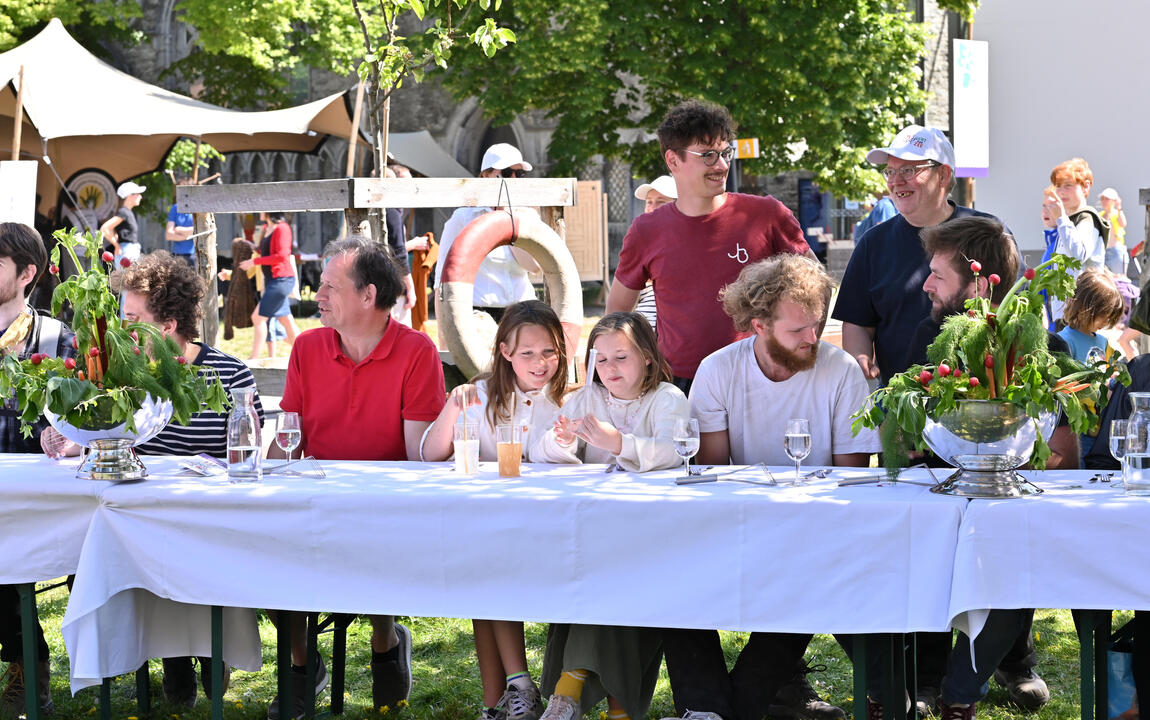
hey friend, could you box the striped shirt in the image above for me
[635,283,657,333]
[137,344,265,458]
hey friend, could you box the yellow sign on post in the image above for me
[735,138,760,160]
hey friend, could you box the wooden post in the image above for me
[10,66,24,161]
[346,83,364,178]
[195,212,220,346]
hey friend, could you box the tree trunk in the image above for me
[195,212,219,346]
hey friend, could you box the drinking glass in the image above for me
[275,412,301,460]
[672,418,700,478]
[784,418,812,485]
[1110,419,1128,465]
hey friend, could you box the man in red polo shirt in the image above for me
[270,235,445,719]
[605,99,814,393]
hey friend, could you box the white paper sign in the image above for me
[953,39,989,178]
[0,161,37,227]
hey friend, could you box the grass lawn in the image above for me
[21,589,1128,720]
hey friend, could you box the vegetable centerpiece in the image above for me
[851,254,1129,472]
[0,229,227,439]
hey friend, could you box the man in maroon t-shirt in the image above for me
[605,99,814,390]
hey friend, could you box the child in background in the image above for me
[533,312,687,720]
[421,300,569,720]
[1058,268,1126,363]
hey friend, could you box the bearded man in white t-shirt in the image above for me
[691,253,879,468]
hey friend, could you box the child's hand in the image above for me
[448,384,480,413]
[553,415,580,446]
[574,413,623,456]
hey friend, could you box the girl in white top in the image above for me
[532,313,686,720]
[420,300,568,720]
[534,311,687,472]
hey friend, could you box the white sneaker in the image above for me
[539,693,580,720]
[660,711,725,720]
[505,683,544,720]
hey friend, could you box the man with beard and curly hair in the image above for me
[653,255,877,720]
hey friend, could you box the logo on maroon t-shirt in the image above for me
[728,243,749,264]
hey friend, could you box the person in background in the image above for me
[382,166,417,325]
[100,181,145,266]
[851,191,897,242]
[631,175,678,331]
[166,178,198,267]
[1058,268,1126,363]
[434,143,542,329]
[1100,187,1128,276]
[1041,158,1108,329]
[238,212,301,359]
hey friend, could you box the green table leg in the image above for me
[853,635,868,720]
[100,677,112,720]
[277,615,293,720]
[134,664,150,716]
[16,583,40,720]
[212,605,224,720]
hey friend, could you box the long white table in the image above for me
[54,459,965,692]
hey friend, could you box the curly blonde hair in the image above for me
[720,255,833,331]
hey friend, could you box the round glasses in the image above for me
[682,146,736,167]
[881,162,939,182]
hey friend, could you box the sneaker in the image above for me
[915,686,941,716]
[540,694,580,720]
[372,623,413,710]
[0,660,53,717]
[482,706,509,720]
[940,703,976,720]
[992,668,1050,710]
[768,669,845,720]
[196,656,232,701]
[161,656,198,708]
[267,655,329,720]
[659,711,724,720]
[504,683,544,720]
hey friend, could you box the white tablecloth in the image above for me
[0,455,101,583]
[948,471,1150,641]
[58,460,965,692]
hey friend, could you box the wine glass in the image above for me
[784,418,812,485]
[672,418,700,478]
[1110,419,1129,482]
[276,412,301,461]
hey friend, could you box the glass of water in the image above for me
[276,412,301,460]
[672,418,700,478]
[1110,419,1128,466]
[784,418,812,485]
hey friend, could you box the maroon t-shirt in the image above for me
[614,192,807,378]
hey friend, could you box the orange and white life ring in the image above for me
[437,209,583,379]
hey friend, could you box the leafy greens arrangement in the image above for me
[0,229,227,437]
[851,254,1129,471]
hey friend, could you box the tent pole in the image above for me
[346,82,364,177]
[10,66,24,160]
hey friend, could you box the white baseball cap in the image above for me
[117,181,146,198]
[634,175,678,201]
[1100,187,1120,201]
[866,125,955,169]
[481,143,533,172]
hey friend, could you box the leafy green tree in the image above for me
[438,0,980,198]
[0,1,141,56]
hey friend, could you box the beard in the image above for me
[765,332,819,373]
[930,287,972,322]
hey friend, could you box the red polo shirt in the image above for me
[281,321,445,460]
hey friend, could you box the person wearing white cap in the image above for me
[100,181,146,265]
[833,124,1006,386]
[434,142,541,327]
[631,175,678,330]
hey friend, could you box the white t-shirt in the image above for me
[435,206,537,308]
[689,337,880,466]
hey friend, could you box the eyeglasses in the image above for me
[881,162,939,182]
[682,146,736,167]
[500,168,527,178]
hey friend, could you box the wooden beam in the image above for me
[179,179,352,213]
[179,177,577,214]
[353,177,576,209]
